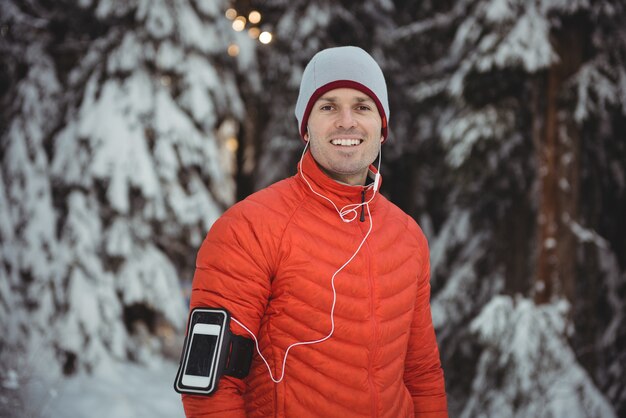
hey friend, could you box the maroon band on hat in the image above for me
[299,80,388,143]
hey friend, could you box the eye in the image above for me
[319,104,335,111]
[355,104,372,111]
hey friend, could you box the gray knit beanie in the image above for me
[295,46,390,142]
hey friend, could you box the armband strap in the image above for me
[223,333,254,379]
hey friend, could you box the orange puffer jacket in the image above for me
[183,151,448,418]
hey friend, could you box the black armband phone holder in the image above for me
[174,308,254,396]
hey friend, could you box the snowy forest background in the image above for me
[1,0,624,417]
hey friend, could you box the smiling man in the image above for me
[304,88,383,186]
[180,46,448,417]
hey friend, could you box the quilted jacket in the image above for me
[182,151,448,417]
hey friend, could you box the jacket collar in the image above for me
[297,150,382,209]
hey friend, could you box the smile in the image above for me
[330,138,363,146]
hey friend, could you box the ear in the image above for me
[380,135,384,143]
[304,132,310,142]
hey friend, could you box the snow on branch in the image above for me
[391,0,472,40]
[572,57,626,122]
[462,295,616,418]
[440,105,515,168]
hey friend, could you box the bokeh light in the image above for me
[227,43,240,56]
[225,8,237,20]
[232,16,246,32]
[259,31,273,44]
[248,27,260,39]
[248,11,262,24]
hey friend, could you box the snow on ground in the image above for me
[23,360,185,418]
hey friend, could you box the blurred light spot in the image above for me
[225,8,237,20]
[160,75,171,86]
[232,16,246,31]
[226,137,239,152]
[248,11,262,24]
[259,31,272,44]
[227,44,240,57]
[248,27,260,39]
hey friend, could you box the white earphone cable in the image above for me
[231,140,381,383]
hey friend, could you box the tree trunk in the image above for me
[534,22,586,304]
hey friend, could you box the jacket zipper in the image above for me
[364,236,379,417]
[361,187,378,415]
[360,189,366,222]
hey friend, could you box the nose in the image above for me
[336,108,357,129]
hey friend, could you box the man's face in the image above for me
[304,88,383,186]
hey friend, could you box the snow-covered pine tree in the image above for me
[389,0,625,415]
[383,1,519,411]
[1,3,67,409]
[463,295,615,418]
[0,0,255,389]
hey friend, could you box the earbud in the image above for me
[372,140,382,193]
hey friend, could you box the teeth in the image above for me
[331,138,362,146]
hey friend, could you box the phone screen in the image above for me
[176,310,227,393]
[185,333,219,377]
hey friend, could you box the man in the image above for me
[181,46,448,417]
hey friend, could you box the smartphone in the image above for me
[181,323,222,388]
[175,308,230,395]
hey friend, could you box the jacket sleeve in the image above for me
[182,201,279,418]
[404,228,448,418]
